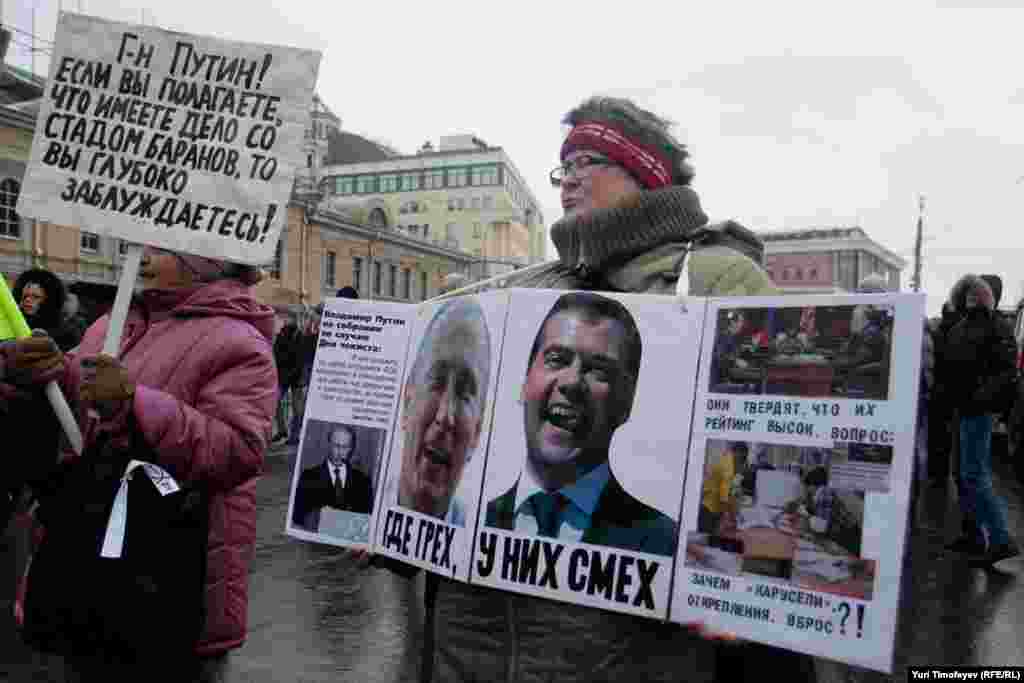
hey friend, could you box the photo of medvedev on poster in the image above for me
[373,292,509,580]
[472,290,706,620]
[286,299,415,549]
[673,292,925,674]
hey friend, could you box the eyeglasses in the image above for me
[549,154,616,187]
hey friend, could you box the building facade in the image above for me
[758,227,906,294]
[320,134,546,280]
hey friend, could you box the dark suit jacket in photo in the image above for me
[292,462,373,531]
[485,473,678,557]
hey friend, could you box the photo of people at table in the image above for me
[685,439,877,600]
[708,302,894,400]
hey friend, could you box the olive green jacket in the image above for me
[438,185,777,300]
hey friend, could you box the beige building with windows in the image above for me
[321,134,546,281]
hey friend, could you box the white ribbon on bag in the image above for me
[99,460,180,559]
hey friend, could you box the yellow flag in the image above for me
[0,276,31,341]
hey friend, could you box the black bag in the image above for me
[22,431,208,663]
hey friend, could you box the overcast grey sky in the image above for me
[7,0,1024,314]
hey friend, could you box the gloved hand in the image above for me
[79,354,136,419]
[1,333,64,386]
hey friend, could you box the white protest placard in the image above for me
[286,299,415,550]
[16,12,321,266]
[672,292,924,673]
[470,290,706,621]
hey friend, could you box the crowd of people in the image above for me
[0,93,1019,682]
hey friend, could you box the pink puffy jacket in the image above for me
[59,279,278,655]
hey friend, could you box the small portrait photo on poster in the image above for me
[483,291,679,557]
[291,419,384,537]
[686,439,877,600]
[707,303,894,400]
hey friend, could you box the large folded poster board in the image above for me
[16,12,320,266]
[286,289,924,673]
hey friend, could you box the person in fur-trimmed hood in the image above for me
[369,96,814,683]
[13,268,81,352]
[940,274,1019,567]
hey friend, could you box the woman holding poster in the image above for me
[410,96,789,683]
[0,248,276,681]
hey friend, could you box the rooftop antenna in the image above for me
[31,0,36,75]
[911,195,924,292]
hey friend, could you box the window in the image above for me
[324,250,336,287]
[401,173,421,191]
[457,198,465,210]
[374,262,382,295]
[307,154,313,169]
[422,224,429,239]
[80,231,100,253]
[449,168,467,188]
[389,264,397,297]
[794,268,803,281]
[353,257,363,291]
[809,268,818,280]
[356,176,376,194]
[421,271,428,300]
[0,179,21,238]
[473,222,482,238]
[471,165,498,186]
[368,208,387,229]
[119,240,130,257]
[336,177,354,195]
[471,197,481,210]
[425,170,445,189]
[482,195,493,210]
[380,174,399,192]
[407,225,418,236]
[448,199,456,211]
[403,268,411,299]
[269,240,283,279]
[781,269,789,281]
[446,223,456,240]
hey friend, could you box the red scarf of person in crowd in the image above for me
[560,121,673,190]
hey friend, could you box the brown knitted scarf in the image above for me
[549,185,708,279]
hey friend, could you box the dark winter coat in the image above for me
[941,276,1017,416]
[273,322,301,388]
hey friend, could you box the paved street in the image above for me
[3,444,1021,681]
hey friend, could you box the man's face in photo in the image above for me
[522,310,633,470]
[399,319,486,518]
[328,428,354,467]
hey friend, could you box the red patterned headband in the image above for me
[560,121,673,189]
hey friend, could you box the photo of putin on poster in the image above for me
[291,420,381,533]
[485,292,677,556]
[392,297,492,526]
